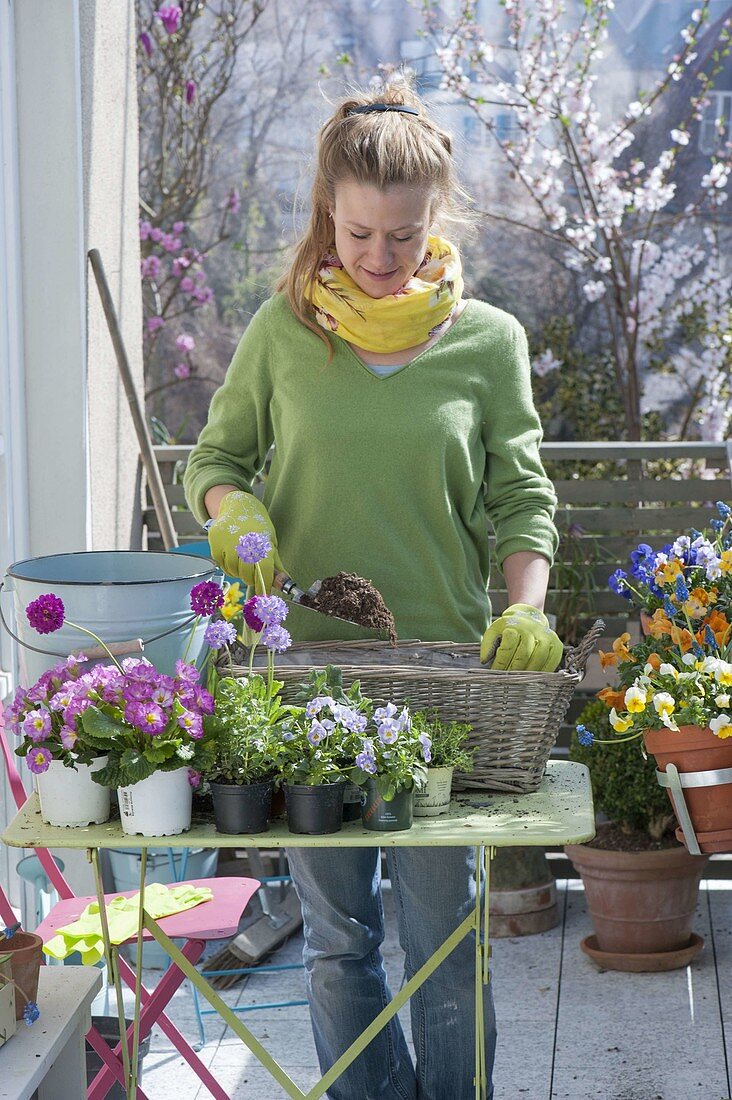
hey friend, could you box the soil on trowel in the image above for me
[300,571,398,646]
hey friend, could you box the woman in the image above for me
[185,79,560,1100]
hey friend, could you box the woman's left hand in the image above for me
[480,604,563,672]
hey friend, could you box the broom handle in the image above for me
[88,248,179,551]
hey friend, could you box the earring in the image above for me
[328,211,333,219]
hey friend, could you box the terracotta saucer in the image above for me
[675,825,732,854]
[580,932,704,973]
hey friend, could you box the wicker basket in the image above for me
[223,619,605,795]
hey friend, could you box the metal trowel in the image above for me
[272,569,363,629]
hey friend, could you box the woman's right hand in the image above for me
[207,490,282,592]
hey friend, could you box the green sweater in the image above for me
[184,293,558,644]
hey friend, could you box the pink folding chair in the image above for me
[0,709,259,1099]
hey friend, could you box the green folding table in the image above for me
[2,759,594,1100]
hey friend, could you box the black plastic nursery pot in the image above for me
[342,780,363,823]
[361,780,414,832]
[210,779,274,835]
[284,781,346,835]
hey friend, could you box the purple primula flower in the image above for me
[261,623,291,653]
[185,80,196,104]
[125,701,167,735]
[26,746,52,774]
[254,595,288,626]
[26,593,65,634]
[151,684,175,708]
[139,31,153,56]
[177,710,203,739]
[187,769,201,788]
[236,531,272,565]
[191,685,215,715]
[418,732,432,763]
[23,1001,40,1026]
[374,703,397,724]
[190,580,224,616]
[59,726,78,750]
[155,4,182,34]
[175,659,200,684]
[22,710,51,742]
[204,620,237,649]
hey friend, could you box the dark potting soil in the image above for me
[584,821,680,852]
[300,571,398,646]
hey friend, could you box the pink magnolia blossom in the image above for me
[174,363,191,380]
[175,333,195,353]
[147,316,165,334]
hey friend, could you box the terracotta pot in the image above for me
[2,932,44,1020]
[644,725,732,853]
[564,841,708,966]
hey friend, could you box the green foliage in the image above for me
[204,674,288,784]
[410,710,474,771]
[568,699,674,840]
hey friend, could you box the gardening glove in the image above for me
[480,603,563,672]
[207,490,283,594]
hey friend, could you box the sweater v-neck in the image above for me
[337,299,474,381]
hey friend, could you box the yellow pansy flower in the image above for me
[652,692,675,718]
[655,560,682,584]
[609,709,634,733]
[710,714,732,739]
[624,685,647,713]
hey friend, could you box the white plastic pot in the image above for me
[413,766,454,818]
[118,768,192,837]
[36,757,110,827]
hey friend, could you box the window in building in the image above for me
[699,91,732,155]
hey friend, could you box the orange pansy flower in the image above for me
[597,687,626,710]
[646,610,673,639]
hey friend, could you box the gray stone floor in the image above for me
[116,875,732,1100]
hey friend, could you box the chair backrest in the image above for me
[0,709,74,902]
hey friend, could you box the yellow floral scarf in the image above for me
[308,234,464,353]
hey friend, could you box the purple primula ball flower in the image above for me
[26,746,52,774]
[190,580,224,616]
[236,531,272,564]
[377,720,399,745]
[155,4,182,34]
[26,594,65,635]
[243,597,265,632]
[174,659,201,684]
[22,710,51,742]
[355,750,377,774]
[261,624,291,654]
[254,595,288,626]
[187,769,201,788]
[23,1001,40,1026]
[204,620,237,649]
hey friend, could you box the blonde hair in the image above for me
[275,74,474,362]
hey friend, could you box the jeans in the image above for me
[286,846,496,1100]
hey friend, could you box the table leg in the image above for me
[89,847,132,1089]
[129,848,147,1098]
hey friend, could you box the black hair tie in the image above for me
[347,103,419,116]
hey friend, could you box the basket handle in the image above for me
[563,618,605,676]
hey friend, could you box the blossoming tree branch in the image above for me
[423,0,732,440]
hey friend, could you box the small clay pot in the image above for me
[3,932,44,1020]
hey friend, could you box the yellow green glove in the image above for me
[207,490,282,593]
[42,883,214,966]
[480,603,563,672]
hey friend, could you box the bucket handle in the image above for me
[0,579,200,657]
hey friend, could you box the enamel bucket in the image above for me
[1,551,219,685]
